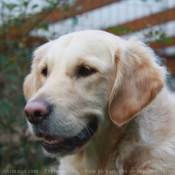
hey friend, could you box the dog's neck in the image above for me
[59,117,131,172]
[59,87,175,173]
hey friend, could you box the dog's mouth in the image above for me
[42,120,98,154]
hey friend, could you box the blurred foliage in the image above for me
[106,25,172,45]
[107,0,172,45]
[0,0,73,174]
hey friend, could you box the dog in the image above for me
[23,30,175,175]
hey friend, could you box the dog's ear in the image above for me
[109,37,165,126]
[23,74,34,100]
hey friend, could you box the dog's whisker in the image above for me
[85,124,102,149]
[77,120,102,148]
[78,120,91,137]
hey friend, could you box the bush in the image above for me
[0,0,64,174]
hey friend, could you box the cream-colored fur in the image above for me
[24,30,175,175]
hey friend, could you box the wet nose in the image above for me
[24,100,50,124]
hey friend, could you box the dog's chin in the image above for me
[41,120,98,156]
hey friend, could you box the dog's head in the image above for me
[23,30,165,156]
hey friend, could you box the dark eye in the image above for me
[78,66,97,77]
[41,67,47,77]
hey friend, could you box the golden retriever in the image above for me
[23,30,175,175]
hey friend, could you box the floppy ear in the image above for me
[23,74,34,100]
[109,37,165,126]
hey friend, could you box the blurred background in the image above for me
[0,0,175,174]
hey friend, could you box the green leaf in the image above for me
[107,26,118,34]
[45,0,58,6]
[164,38,172,44]
[119,26,124,33]
[40,23,49,31]
[5,3,18,11]
[32,4,38,9]
[62,4,70,11]
[23,1,29,7]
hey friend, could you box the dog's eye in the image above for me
[78,66,97,77]
[41,67,47,77]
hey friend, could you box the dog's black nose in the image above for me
[24,100,50,125]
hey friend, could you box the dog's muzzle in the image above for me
[24,100,98,154]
